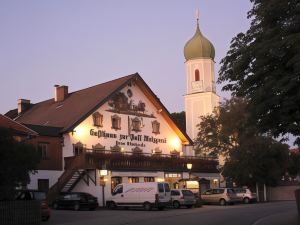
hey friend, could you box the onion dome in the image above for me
[184,20,215,61]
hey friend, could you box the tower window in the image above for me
[195,69,200,81]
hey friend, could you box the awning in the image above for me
[192,173,220,180]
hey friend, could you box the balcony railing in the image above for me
[81,149,218,173]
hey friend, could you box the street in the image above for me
[45,201,299,225]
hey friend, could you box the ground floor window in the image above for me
[165,173,182,189]
[111,177,122,193]
[38,179,49,192]
[128,177,139,183]
[144,177,155,182]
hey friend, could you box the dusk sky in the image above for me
[0,0,252,115]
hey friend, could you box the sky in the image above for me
[0,0,253,115]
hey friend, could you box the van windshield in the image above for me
[164,183,170,192]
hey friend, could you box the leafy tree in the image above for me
[195,97,289,186]
[0,128,40,200]
[287,151,300,178]
[171,111,186,133]
[218,0,300,146]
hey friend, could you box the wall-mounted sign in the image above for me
[90,129,167,145]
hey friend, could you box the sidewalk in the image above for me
[253,210,299,225]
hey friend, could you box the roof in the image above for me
[24,124,62,137]
[8,73,192,144]
[0,114,38,136]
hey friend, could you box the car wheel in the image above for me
[143,202,152,211]
[53,202,59,210]
[219,199,226,206]
[186,205,193,209]
[107,201,117,210]
[243,197,250,204]
[173,201,180,209]
[42,216,50,221]
[158,206,164,211]
[74,202,80,211]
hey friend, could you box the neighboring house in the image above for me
[5,73,219,205]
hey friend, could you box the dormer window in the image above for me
[111,115,121,130]
[152,120,160,134]
[93,112,103,127]
[132,117,141,132]
[195,69,200,81]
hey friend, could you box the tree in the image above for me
[287,151,300,178]
[195,97,290,186]
[0,128,40,200]
[218,0,300,146]
[171,111,186,133]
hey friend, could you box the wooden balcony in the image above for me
[75,149,219,173]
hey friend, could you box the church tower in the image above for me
[183,13,220,149]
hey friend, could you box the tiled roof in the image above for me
[6,73,192,144]
[0,114,37,136]
[15,73,137,133]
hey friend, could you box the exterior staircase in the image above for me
[61,169,86,192]
[46,153,87,204]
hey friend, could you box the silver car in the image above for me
[201,188,239,206]
[170,189,196,209]
[234,188,257,204]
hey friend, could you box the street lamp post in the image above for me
[99,165,108,207]
[187,163,193,180]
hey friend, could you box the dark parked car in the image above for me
[15,190,51,221]
[52,192,98,210]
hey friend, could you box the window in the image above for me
[110,144,121,153]
[38,179,49,192]
[171,190,180,196]
[144,177,155,182]
[132,147,143,154]
[131,117,141,132]
[73,142,84,156]
[195,69,200,81]
[92,143,105,152]
[182,190,194,196]
[92,112,103,127]
[128,177,139,183]
[165,173,181,178]
[111,115,121,130]
[37,143,49,160]
[152,120,160,134]
[111,177,122,193]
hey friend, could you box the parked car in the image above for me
[15,190,51,221]
[170,189,196,209]
[106,182,171,210]
[201,188,239,206]
[52,192,98,211]
[234,188,257,204]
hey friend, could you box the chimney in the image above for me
[54,85,68,102]
[18,99,31,114]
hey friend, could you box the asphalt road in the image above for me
[45,201,299,225]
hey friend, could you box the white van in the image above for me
[106,182,171,210]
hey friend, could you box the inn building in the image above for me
[4,16,220,205]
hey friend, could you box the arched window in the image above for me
[195,69,200,81]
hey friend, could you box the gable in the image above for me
[68,82,189,154]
